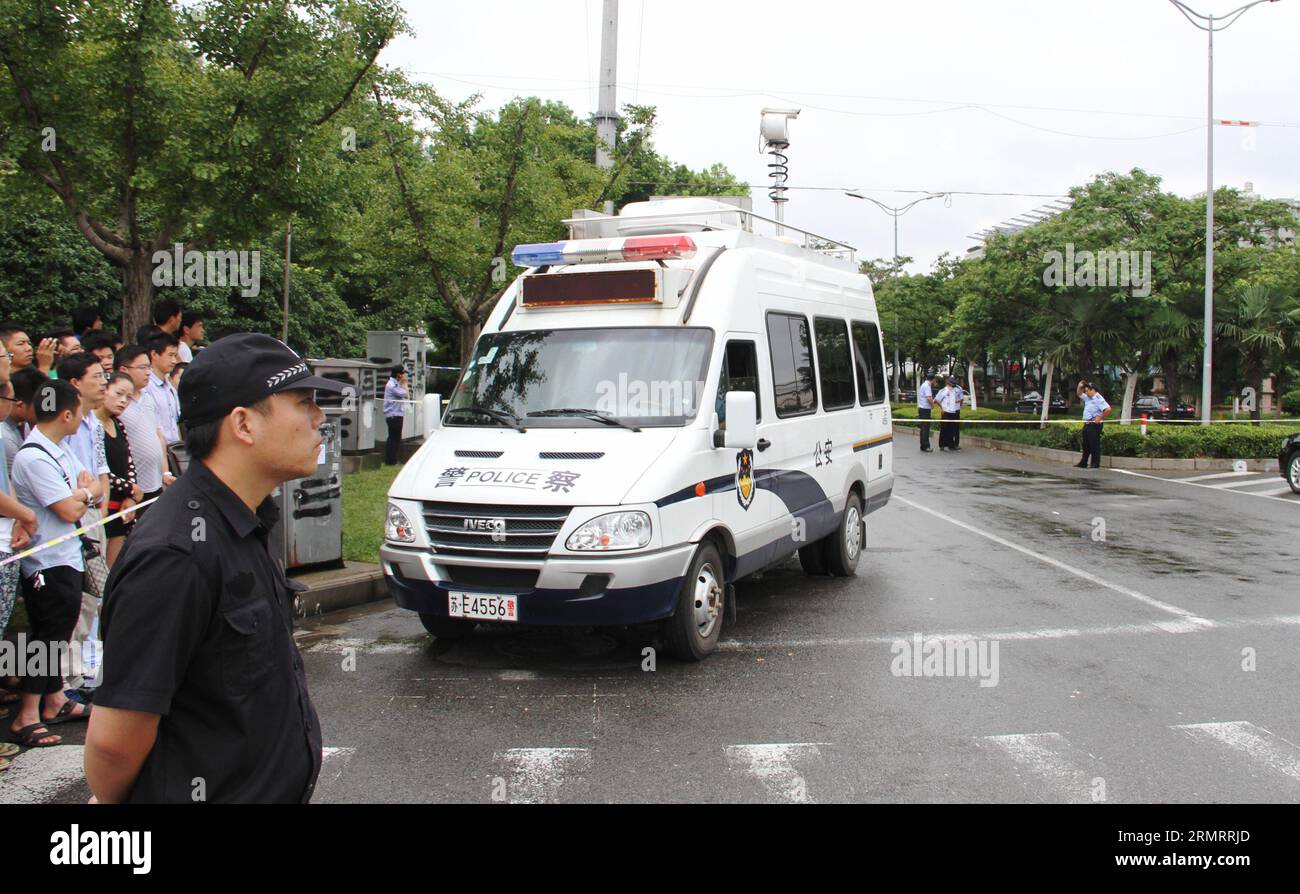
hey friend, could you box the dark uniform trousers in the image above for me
[918,407,932,449]
[96,459,322,803]
[384,415,404,465]
[939,411,960,449]
[1081,421,1103,468]
[20,565,84,695]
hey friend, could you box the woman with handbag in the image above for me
[96,373,142,568]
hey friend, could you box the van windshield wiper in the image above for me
[445,405,526,432]
[526,408,642,432]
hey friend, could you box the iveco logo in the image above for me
[464,518,507,533]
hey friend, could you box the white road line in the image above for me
[307,637,425,656]
[978,733,1099,804]
[1212,475,1284,490]
[0,745,85,804]
[492,747,591,804]
[1112,469,1298,505]
[1180,471,1257,483]
[1174,722,1300,784]
[724,743,827,804]
[893,494,1212,623]
[320,746,357,784]
[718,614,1300,652]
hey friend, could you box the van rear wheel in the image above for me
[824,492,863,577]
[419,613,475,640]
[664,543,725,661]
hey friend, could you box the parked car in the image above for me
[1280,433,1300,494]
[1134,395,1196,420]
[897,388,916,403]
[1015,391,1067,414]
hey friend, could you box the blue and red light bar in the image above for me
[511,234,697,268]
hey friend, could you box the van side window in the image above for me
[851,321,887,406]
[716,340,761,426]
[813,317,854,411]
[766,312,817,418]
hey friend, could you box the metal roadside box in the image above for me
[310,358,384,453]
[269,420,343,570]
[367,330,429,443]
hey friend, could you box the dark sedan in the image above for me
[1134,395,1196,420]
[1015,392,1067,414]
[1281,433,1300,494]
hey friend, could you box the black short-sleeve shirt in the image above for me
[97,459,322,803]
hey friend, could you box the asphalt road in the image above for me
[7,435,1298,804]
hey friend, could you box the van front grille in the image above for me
[421,501,571,557]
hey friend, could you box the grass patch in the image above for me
[342,463,402,564]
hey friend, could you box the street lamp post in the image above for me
[1167,0,1282,426]
[846,191,950,402]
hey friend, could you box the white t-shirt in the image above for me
[177,341,193,363]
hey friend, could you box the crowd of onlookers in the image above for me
[0,301,205,759]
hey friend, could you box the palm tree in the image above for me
[1217,285,1300,423]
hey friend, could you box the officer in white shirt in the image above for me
[935,375,964,451]
[1075,380,1112,469]
[916,373,938,452]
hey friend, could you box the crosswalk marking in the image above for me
[1113,468,1297,504]
[724,743,827,803]
[1174,721,1300,784]
[978,733,1100,804]
[0,745,86,804]
[1213,475,1286,490]
[492,747,592,804]
[1181,471,1256,483]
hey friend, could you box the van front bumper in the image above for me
[380,543,696,626]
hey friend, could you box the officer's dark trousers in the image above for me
[939,411,960,448]
[20,565,84,695]
[1081,422,1103,468]
[385,415,404,465]
[918,407,932,449]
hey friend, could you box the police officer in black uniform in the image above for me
[85,334,347,803]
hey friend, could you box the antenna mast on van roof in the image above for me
[760,108,800,236]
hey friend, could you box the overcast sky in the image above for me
[385,0,1299,273]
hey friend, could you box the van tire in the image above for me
[824,493,863,577]
[798,539,828,575]
[419,613,475,640]
[664,543,726,661]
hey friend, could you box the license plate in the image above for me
[448,591,519,622]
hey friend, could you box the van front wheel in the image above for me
[824,493,863,577]
[664,543,726,661]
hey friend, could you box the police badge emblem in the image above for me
[736,449,755,510]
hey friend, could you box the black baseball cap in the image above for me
[179,333,349,426]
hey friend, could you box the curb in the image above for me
[893,425,1280,473]
[291,561,389,617]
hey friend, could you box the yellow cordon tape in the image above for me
[895,417,1300,425]
[0,496,161,569]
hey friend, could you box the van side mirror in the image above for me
[423,393,442,439]
[721,391,757,450]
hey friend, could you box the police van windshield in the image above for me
[445,327,714,428]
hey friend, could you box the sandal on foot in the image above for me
[0,741,18,758]
[11,724,61,747]
[44,701,92,724]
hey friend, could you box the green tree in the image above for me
[0,0,402,334]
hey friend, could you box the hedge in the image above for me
[893,408,1293,458]
[1282,389,1300,415]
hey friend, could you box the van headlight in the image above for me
[386,503,416,543]
[566,511,652,551]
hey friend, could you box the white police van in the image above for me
[382,198,893,660]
